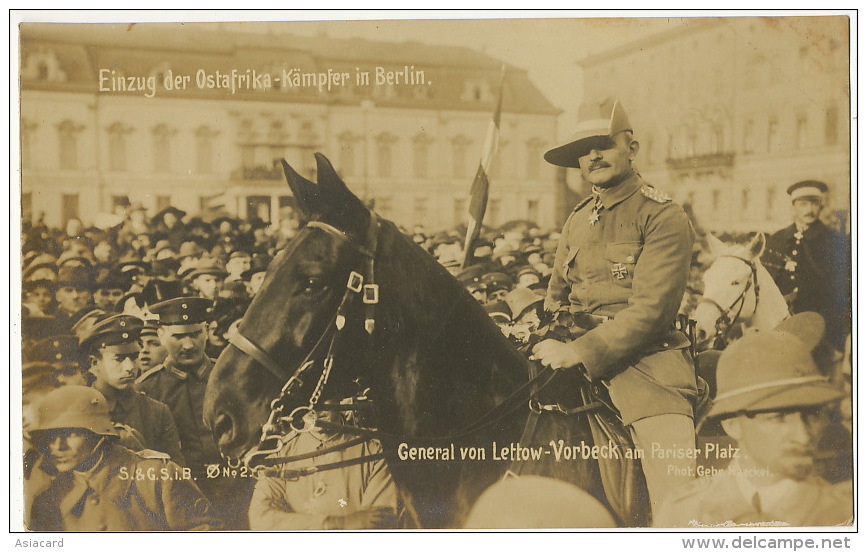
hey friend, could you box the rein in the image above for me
[697,254,760,349]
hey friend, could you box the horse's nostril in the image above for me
[213,413,235,445]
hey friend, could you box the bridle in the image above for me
[226,211,382,473]
[697,254,760,350]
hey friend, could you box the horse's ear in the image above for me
[706,232,726,258]
[748,232,767,259]
[313,152,368,231]
[281,159,323,219]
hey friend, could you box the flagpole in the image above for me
[461,65,505,270]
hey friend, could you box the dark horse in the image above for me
[203,153,637,528]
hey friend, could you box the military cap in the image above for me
[185,257,228,281]
[31,385,118,438]
[544,99,633,168]
[241,253,271,281]
[787,180,829,201]
[25,334,81,367]
[56,265,96,291]
[22,316,64,343]
[482,272,514,293]
[457,264,488,290]
[79,314,144,354]
[150,296,213,330]
[71,308,107,344]
[707,313,845,420]
[484,300,512,323]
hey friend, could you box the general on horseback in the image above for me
[537,99,709,521]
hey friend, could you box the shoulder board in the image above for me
[136,449,171,461]
[641,185,672,204]
[135,365,164,384]
[572,195,594,212]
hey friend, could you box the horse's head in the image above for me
[693,232,766,347]
[203,153,383,463]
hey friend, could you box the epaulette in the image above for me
[641,185,672,204]
[136,449,171,460]
[572,195,595,212]
[135,364,164,384]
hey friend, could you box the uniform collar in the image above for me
[594,171,643,210]
[166,356,212,381]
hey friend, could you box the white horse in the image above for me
[692,232,790,350]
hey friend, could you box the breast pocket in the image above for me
[605,242,643,287]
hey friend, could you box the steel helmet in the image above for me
[31,385,118,437]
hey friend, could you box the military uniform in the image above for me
[137,357,219,476]
[763,221,850,351]
[29,444,221,531]
[111,390,186,465]
[545,171,698,424]
[655,463,853,527]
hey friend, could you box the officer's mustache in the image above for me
[588,161,610,171]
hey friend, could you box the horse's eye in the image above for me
[302,277,325,295]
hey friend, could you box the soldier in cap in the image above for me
[137,296,251,528]
[457,264,488,304]
[24,335,89,387]
[481,272,513,304]
[26,385,221,531]
[92,270,130,313]
[762,180,850,361]
[51,265,96,331]
[80,314,185,464]
[655,313,852,527]
[535,99,701,519]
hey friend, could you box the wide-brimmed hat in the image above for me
[185,257,229,280]
[544,99,632,168]
[707,312,846,420]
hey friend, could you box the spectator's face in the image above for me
[158,324,207,369]
[91,346,139,391]
[138,334,168,370]
[39,429,100,472]
[93,242,114,263]
[25,285,53,312]
[487,288,509,303]
[722,408,830,482]
[94,288,125,311]
[792,197,823,227]
[226,256,251,277]
[163,213,178,227]
[55,285,91,314]
[192,274,222,299]
[249,272,267,296]
[577,132,637,188]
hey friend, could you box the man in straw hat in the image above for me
[533,99,702,519]
[26,385,221,531]
[655,313,851,527]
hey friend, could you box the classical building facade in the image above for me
[577,16,850,233]
[20,24,561,231]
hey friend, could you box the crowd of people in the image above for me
[19,100,852,531]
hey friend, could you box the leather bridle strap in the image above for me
[228,330,284,383]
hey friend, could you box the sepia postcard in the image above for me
[10,10,856,543]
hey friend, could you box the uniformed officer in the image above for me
[27,385,221,531]
[80,313,185,464]
[762,180,850,357]
[655,313,852,527]
[534,100,700,520]
[136,296,252,528]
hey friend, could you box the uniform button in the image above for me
[626,255,635,263]
[120,320,126,327]
[182,303,188,309]
[662,342,669,348]
[182,314,189,320]
[55,353,62,360]
[90,496,100,505]
[791,250,798,255]
[122,333,128,339]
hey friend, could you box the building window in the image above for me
[376,133,397,178]
[767,118,780,152]
[795,113,808,150]
[21,120,36,170]
[488,198,502,227]
[414,196,428,225]
[526,198,539,221]
[337,132,359,177]
[152,124,174,173]
[412,135,432,179]
[451,135,472,178]
[57,120,80,170]
[825,104,839,146]
[196,126,218,173]
[711,126,724,154]
[453,197,467,226]
[526,138,544,179]
[743,120,755,154]
[108,122,131,172]
[62,194,79,226]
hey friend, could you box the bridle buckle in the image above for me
[347,271,364,293]
[363,284,379,304]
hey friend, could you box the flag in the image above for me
[461,65,505,270]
